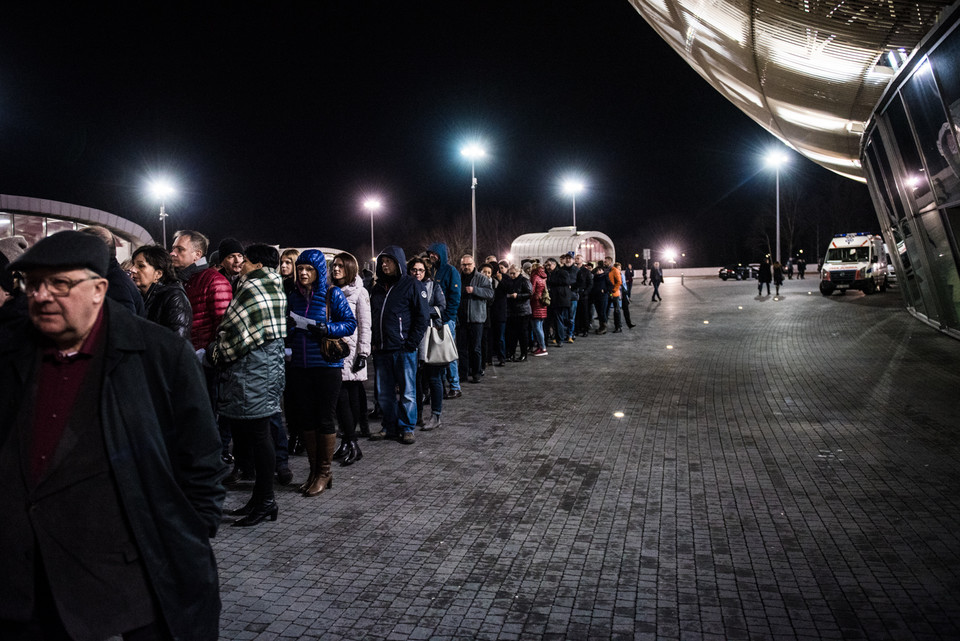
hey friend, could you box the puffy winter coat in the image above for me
[530,268,548,320]
[339,275,372,383]
[287,249,358,369]
[142,280,192,341]
[179,260,233,350]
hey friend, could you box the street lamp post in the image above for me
[149,180,176,250]
[364,198,381,261]
[562,180,584,229]
[461,144,486,259]
[765,151,789,264]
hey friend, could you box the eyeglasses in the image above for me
[410,267,426,273]
[24,275,101,298]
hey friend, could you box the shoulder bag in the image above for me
[420,306,458,365]
[319,288,350,362]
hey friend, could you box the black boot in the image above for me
[341,441,363,466]
[332,439,349,461]
[231,499,278,527]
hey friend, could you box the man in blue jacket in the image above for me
[369,246,430,444]
[427,242,462,399]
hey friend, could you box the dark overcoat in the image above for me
[0,299,227,641]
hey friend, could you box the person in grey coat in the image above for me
[456,254,493,384]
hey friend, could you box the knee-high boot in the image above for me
[299,431,318,494]
[305,433,335,497]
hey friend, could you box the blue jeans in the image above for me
[567,301,577,338]
[551,307,570,341]
[444,320,461,391]
[532,318,546,349]
[375,350,418,435]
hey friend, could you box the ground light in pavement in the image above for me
[613,411,625,418]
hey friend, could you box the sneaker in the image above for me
[533,349,549,357]
[369,430,387,441]
[400,432,415,445]
[444,389,462,399]
[421,414,441,431]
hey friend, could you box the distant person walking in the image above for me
[797,256,807,279]
[758,258,772,295]
[773,260,784,295]
[649,261,664,302]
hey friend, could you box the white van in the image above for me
[819,233,889,296]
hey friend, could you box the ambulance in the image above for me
[819,233,889,296]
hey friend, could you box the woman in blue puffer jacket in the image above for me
[286,249,357,498]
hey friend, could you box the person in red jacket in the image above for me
[171,230,234,461]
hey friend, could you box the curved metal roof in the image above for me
[627,0,953,181]
[510,227,616,263]
[0,194,154,245]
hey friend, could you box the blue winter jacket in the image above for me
[428,242,461,321]
[369,245,430,353]
[287,249,357,368]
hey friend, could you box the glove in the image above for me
[352,355,367,373]
[286,316,296,332]
[307,322,329,339]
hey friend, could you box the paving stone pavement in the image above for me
[213,277,960,640]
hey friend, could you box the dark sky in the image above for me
[0,1,875,264]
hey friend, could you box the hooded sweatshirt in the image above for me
[369,245,430,352]
[428,242,461,321]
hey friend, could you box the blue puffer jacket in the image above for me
[369,245,430,353]
[287,249,357,368]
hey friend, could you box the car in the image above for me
[719,264,757,280]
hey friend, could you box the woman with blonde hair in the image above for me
[330,251,372,465]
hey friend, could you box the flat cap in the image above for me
[9,230,109,277]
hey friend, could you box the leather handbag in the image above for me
[420,307,458,365]
[319,288,350,362]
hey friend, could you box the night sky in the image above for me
[0,1,876,265]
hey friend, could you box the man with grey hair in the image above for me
[0,230,226,640]
[79,225,145,317]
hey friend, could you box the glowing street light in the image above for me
[765,150,790,264]
[461,143,486,259]
[149,179,176,249]
[562,179,585,229]
[364,198,382,260]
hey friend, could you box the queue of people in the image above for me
[0,228,663,638]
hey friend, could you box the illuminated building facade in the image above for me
[0,194,153,261]
[629,0,960,337]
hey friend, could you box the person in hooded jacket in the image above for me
[368,246,430,444]
[529,262,549,356]
[330,252,371,466]
[285,249,357,498]
[427,242,462,399]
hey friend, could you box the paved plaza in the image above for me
[213,276,960,640]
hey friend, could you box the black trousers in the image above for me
[456,322,483,377]
[505,315,530,357]
[336,380,367,440]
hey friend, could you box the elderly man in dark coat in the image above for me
[0,231,227,641]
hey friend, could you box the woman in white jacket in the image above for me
[330,252,372,465]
